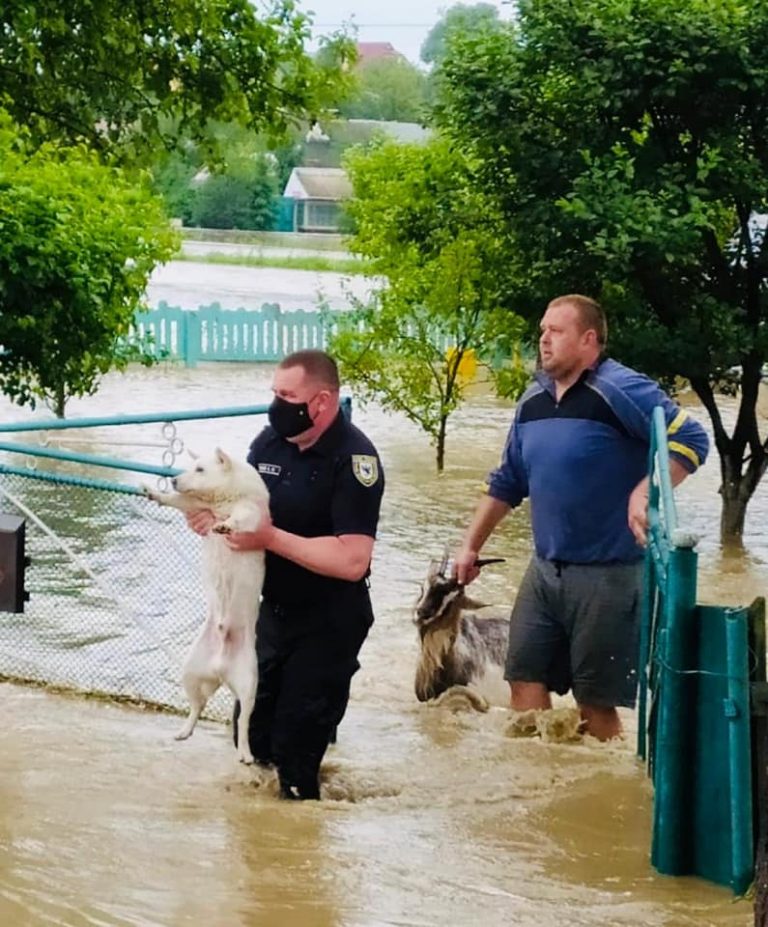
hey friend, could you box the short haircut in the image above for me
[548,294,608,347]
[279,349,340,390]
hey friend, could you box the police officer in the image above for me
[193,349,384,800]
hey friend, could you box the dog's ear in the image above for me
[187,449,199,461]
[215,447,232,469]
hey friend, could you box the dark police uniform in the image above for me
[238,409,384,799]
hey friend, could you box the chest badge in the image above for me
[352,455,378,487]
[257,462,282,477]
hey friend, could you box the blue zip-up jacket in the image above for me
[487,358,709,564]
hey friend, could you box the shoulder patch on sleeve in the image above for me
[351,454,379,487]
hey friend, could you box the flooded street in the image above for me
[0,360,764,926]
[146,260,376,313]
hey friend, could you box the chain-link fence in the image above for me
[0,468,232,721]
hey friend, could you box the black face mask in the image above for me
[268,395,314,438]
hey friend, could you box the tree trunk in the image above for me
[690,373,767,543]
[54,382,66,419]
[436,414,447,472]
[720,479,749,542]
[719,445,764,543]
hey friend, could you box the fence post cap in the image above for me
[670,527,699,549]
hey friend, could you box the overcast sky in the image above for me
[304,0,513,66]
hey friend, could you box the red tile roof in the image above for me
[355,42,402,63]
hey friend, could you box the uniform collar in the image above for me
[303,409,348,457]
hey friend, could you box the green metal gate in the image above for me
[638,406,764,894]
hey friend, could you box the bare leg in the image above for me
[579,703,622,741]
[509,681,552,710]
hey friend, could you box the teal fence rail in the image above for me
[0,402,356,719]
[638,406,764,894]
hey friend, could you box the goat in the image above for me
[413,554,512,708]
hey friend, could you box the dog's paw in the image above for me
[211,522,232,535]
[142,484,160,502]
[238,750,256,765]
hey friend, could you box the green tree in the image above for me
[421,3,502,66]
[151,120,301,226]
[330,138,528,470]
[0,113,178,417]
[433,0,768,540]
[338,58,428,123]
[0,1,351,161]
[151,144,201,224]
[189,159,278,230]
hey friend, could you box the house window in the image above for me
[298,200,342,232]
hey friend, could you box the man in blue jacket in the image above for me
[455,294,709,740]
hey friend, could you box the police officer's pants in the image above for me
[233,592,373,800]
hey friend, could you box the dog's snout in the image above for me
[171,477,178,489]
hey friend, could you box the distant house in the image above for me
[282,167,352,233]
[355,42,404,65]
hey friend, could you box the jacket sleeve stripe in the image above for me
[667,410,688,435]
[668,440,700,470]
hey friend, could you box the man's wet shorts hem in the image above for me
[504,556,643,709]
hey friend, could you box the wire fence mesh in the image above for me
[0,469,232,721]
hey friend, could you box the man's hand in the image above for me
[225,508,275,552]
[453,547,481,586]
[628,484,649,547]
[185,509,217,537]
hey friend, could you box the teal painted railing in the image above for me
[0,399,352,494]
[0,400,354,717]
[638,406,758,894]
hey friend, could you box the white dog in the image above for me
[145,448,268,763]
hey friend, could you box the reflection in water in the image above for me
[0,364,760,926]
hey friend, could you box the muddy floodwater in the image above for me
[0,361,765,927]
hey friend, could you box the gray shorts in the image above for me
[505,556,643,709]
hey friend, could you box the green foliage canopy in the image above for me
[331,137,527,470]
[0,113,178,416]
[433,0,768,535]
[337,58,429,123]
[189,161,278,230]
[151,120,301,228]
[420,3,502,66]
[0,0,351,160]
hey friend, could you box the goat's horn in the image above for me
[475,557,506,569]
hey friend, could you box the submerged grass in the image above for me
[0,673,186,716]
[176,250,373,276]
